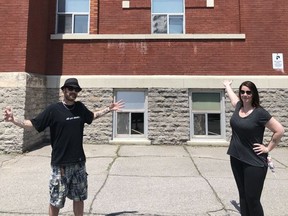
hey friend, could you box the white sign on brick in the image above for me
[272,53,284,71]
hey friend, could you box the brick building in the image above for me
[0,0,287,153]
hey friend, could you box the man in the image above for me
[3,78,124,216]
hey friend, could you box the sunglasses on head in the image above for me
[240,90,252,95]
[66,86,81,92]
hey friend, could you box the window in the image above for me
[56,0,90,34]
[151,0,184,34]
[114,90,147,138]
[190,91,225,139]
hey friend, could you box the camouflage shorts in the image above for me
[49,162,88,208]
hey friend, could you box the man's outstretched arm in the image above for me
[93,100,124,120]
[3,106,33,129]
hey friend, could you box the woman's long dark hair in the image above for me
[238,81,261,108]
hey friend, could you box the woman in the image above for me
[223,80,284,216]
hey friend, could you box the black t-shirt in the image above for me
[227,101,272,167]
[31,101,94,166]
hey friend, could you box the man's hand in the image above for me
[3,106,14,122]
[109,100,125,111]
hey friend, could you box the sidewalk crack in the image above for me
[183,146,228,214]
[88,145,121,214]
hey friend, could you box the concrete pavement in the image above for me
[0,144,288,216]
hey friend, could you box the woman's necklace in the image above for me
[62,101,75,110]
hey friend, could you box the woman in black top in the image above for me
[223,80,284,216]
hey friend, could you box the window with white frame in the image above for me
[151,0,184,34]
[114,90,147,138]
[56,0,90,34]
[190,91,225,138]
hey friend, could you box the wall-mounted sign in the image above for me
[272,53,284,71]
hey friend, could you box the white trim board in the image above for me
[50,34,245,40]
[0,73,287,89]
[47,75,288,89]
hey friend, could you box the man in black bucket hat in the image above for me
[3,77,124,216]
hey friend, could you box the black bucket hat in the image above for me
[61,78,82,91]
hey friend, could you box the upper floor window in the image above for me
[190,91,225,139]
[113,90,148,139]
[151,0,185,34]
[56,0,90,34]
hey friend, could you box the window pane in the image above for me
[152,0,183,13]
[131,113,144,135]
[117,113,129,134]
[74,15,88,33]
[169,15,183,33]
[58,0,66,12]
[208,114,221,136]
[58,0,89,12]
[116,91,145,109]
[194,114,206,135]
[192,93,220,111]
[57,14,72,33]
[152,15,167,34]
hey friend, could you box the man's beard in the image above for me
[65,93,77,102]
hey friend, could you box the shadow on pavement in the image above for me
[230,200,240,213]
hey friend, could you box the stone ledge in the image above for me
[109,139,151,145]
[187,139,229,147]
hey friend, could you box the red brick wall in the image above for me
[0,0,29,72]
[239,0,288,74]
[0,0,50,74]
[186,0,240,33]
[45,40,254,75]
[25,0,50,74]
[97,0,240,34]
[46,0,288,76]
[90,0,99,34]
[97,0,151,34]
[3,0,286,76]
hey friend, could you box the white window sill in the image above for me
[109,138,151,145]
[187,139,229,147]
[50,33,246,40]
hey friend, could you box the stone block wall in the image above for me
[47,87,191,146]
[0,73,47,153]
[148,88,190,145]
[0,87,26,153]
[1,73,287,153]
[66,88,114,145]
